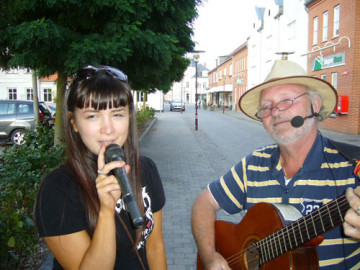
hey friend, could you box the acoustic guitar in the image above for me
[197,194,350,270]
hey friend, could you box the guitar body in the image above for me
[197,203,321,270]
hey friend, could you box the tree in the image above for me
[0,0,201,144]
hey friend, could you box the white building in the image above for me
[0,68,57,102]
[248,0,309,89]
[167,58,209,105]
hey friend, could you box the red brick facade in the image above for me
[306,0,360,134]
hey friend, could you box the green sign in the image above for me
[312,52,345,71]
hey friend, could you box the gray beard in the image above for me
[269,117,315,146]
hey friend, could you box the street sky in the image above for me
[191,0,269,70]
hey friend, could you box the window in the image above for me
[313,17,318,44]
[27,88,33,100]
[322,12,328,41]
[19,104,31,114]
[186,82,189,88]
[9,88,17,100]
[229,63,233,76]
[334,5,340,37]
[203,82,206,89]
[332,73,338,89]
[43,88,52,102]
[137,91,148,102]
[0,103,16,115]
[321,74,327,81]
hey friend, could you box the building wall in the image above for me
[248,0,309,88]
[232,44,248,110]
[0,68,57,102]
[306,0,359,134]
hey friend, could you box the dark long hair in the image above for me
[64,67,144,246]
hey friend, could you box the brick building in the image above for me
[305,0,360,134]
[207,41,248,110]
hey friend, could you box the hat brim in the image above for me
[238,76,338,121]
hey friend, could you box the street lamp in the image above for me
[194,53,200,131]
[222,74,226,114]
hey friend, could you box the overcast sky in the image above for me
[191,0,269,70]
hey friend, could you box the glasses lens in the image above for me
[256,108,271,119]
[103,66,128,81]
[74,65,98,79]
[277,99,294,111]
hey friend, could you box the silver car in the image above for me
[170,99,185,111]
[0,100,53,145]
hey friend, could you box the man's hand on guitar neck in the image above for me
[344,186,360,239]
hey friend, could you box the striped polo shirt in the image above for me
[209,132,360,269]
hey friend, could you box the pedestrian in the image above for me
[35,65,167,269]
[191,58,360,269]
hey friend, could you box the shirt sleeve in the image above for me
[35,165,88,237]
[141,156,166,213]
[208,158,247,214]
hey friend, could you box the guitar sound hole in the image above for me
[245,244,260,270]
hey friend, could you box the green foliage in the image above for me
[0,0,202,90]
[0,125,65,269]
[136,107,155,129]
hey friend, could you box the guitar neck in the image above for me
[257,194,349,265]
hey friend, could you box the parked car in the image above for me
[0,100,53,145]
[170,99,185,111]
[45,103,56,119]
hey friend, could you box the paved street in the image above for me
[140,104,360,270]
[39,104,360,269]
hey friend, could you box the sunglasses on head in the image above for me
[74,65,128,82]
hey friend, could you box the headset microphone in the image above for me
[291,112,319,128]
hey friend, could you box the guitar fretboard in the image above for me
[256,195,349,265]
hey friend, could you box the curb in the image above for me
[139,117,157,144]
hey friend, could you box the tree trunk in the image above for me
[32,70,39,125]
[54,70,67,146]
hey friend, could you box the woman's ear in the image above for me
[69,112,79,132]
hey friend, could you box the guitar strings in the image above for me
[222,196,349,268]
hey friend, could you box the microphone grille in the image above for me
[291,116,304,128]
[105,144,124,163]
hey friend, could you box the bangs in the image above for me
[74,74,132,110]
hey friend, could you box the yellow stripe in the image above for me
[253,151,271,158]
[321,161,352,168]
[242,158,248,193]
[350,261,360,270]
[231,166,245,193]
[289,197,333,204]
[219,177,242,209]
[321,238,360,246]
[319,246,360,267]
[248,165,270,172]
[294,178,355,187]
[324,147,339,154]
[247,197,283,204]
[248,180,280,187]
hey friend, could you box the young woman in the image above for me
[35,65,167,269]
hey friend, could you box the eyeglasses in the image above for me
[74,65,128,82]
[255,92,308,120]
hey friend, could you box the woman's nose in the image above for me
[100,118,115,134]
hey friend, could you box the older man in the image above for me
[191,59,360,270]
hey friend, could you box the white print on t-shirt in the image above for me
[114,186,154,250]
[300,199,323,215]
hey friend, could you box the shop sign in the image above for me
[312,52,345,71]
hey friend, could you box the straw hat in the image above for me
[238,60,338,121]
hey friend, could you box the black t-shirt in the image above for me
[35,156,165,270]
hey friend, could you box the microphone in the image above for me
[105,144,144,228]
[291,112,319,128]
